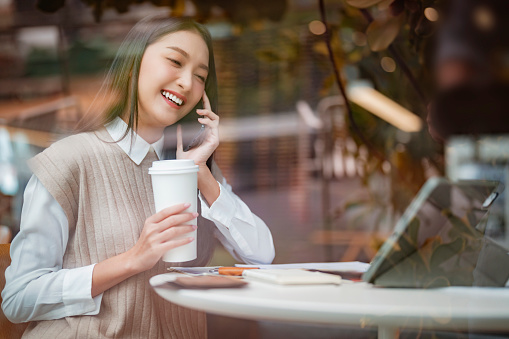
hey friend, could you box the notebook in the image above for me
[242,269,342,285]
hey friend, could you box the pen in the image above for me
[210,267,259,276]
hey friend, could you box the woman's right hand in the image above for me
[126,202,197,273]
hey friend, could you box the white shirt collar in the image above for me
[105,117,164,165]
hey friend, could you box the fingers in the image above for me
[202,91,211,111]
[196,109,219,121]
[197,116,214,128]
[197,92,218,129]
[197,110,219,131]
[157,212,198,231]
[162,236,195,251]
[176,124,183,153]
[149,202,191,223]
[159,224,196,241]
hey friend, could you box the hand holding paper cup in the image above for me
[149,159,199,262]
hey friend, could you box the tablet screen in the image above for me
[363,178,507,287]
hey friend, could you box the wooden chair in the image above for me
[0,244,29,338]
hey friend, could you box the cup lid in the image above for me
[149,159,199,174]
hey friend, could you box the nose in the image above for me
[176,69,193,92]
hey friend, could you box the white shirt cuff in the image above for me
[62,264,103,315]
[199,182,236,229]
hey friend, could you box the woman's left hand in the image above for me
[177,91,219,167]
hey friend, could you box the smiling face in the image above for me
[136,30,209,131]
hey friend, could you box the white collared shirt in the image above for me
[1,118,275,323]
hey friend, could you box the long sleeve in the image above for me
[199,163,275,265]
[1,175,103,323]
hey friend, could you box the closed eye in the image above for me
[196,75,206,82]
[167,58,181,66]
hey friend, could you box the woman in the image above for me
[2,15,275,338]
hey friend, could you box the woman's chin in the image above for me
[153,111,182,127]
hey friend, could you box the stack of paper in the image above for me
[235,262,370,272]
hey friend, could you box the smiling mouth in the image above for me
[161,90,184,106]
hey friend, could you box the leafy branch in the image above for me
[359,8,428,113]
[318,0,386,162]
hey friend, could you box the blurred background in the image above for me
[0,0,508,268]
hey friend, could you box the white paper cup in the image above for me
[149,159,199,262]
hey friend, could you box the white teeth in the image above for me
[162,91,183,106]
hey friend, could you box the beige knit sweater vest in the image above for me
[23,128,215,338]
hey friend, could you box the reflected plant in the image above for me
[380,210,485,288]
[251,2,448,266]
[316,0,445,256]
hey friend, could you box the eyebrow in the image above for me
[167,46,209,72]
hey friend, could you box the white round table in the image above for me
[150,273,509,339]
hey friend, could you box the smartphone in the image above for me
[185,124,206,151]
[174,97,206,151]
